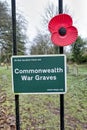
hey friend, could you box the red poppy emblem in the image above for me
[48,14,78,46]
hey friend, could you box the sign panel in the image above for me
[11,55,67,94]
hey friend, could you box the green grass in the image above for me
[0,65,87,129]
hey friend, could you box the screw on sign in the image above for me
[48,14,78,46]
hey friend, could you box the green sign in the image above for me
[11,55,67,94]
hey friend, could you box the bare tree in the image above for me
[30,3,70,55]
[30,31,55,55]
[40,3,58,33]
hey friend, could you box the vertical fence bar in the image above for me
[11,0,17,55]
[11,0,20,130]
[58,0,64,130]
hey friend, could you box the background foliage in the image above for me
[0,1,27,64]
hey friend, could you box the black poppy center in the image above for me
[58,27,66,36]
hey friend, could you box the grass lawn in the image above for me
[0,64,87,130]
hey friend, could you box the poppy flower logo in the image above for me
[48,14,78,46]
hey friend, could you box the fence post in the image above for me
[11,0,20,129]
[58,0,65,130]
